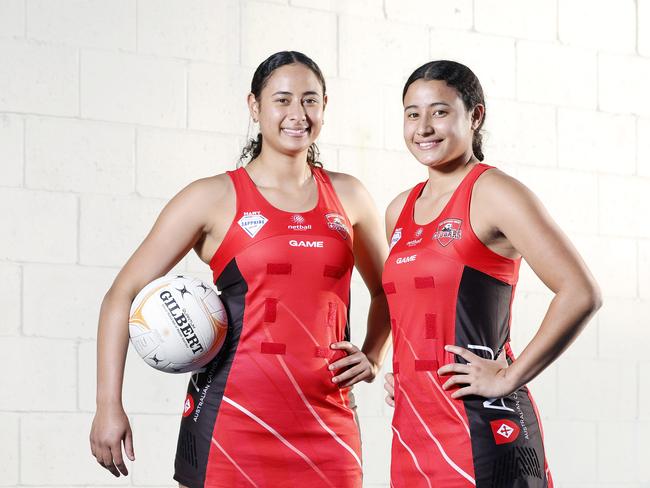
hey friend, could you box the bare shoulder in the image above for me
[323,169,372,225]
[164,172,235,232]
[386,188,411,221]
[474,167,539,210]
[179,172,233,203]
[324,169,366,195]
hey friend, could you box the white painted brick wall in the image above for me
[137,0,239,64]
[429,29,516,100]
[517,41,597,109]
[0,413,19,486]
[2,1,648,487]
[474,0,557,41]
[136,128,238,199]
[0,188,78,263]
[0,262,21,336]
[0,0,25,38]
[25,117,136,194]
[26,0,136,50]
[0,114,24,187]
[0,40,78,116]
[339,15,428,85]
[80,50,187,127]
[22,264,117,339]
[559,0,637,52]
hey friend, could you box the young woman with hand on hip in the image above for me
[89,51,391,488]
[382,60,601,487]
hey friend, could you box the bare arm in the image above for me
[382,190,410,406]
[90,175,232,476]
[439,171,602,398]
[327,172,392,386]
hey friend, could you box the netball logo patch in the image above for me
[433,218,462,247]
[325,213,350,239]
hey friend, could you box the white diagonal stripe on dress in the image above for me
[392,426,432,488]
[400,328,471,435]
[398,384,476,485]
[263,326,362,469]
[278,301,353,415]
[211,437,258,487]
[222,395,335,487]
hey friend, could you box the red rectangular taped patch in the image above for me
[383,282,396,294]
[260,342,286,355]
[264,298,278,323]
[267,263,292,275]
[327,302,337,327]
[314,346,329,358]
[425,314,437,338]
[414,276,435,289]
[415,359,438,371]
[323,265,346,279]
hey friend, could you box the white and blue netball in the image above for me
[128,275,228,373]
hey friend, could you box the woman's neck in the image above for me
[247,147,313,190]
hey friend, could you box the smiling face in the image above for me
[403,79,483,168]
[248,63,326,159]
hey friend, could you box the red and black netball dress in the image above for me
[174,167,362,488]
[383,163,553,488]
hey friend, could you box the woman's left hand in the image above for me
[328,341,378,387]
[438,345,515,399]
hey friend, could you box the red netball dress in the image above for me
[383,163,553,488]
[174,166,362,488]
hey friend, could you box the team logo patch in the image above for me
[325,213,350,239]
[414,227,423,238]
[238,211,268,238]
[288,213,312,231]
[389,228,402,250]
[183,393,195,418]
[490,419,520,445]
[433,218,462,247]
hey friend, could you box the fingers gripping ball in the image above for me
[128,275,228,373]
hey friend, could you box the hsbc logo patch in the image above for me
[289,240,324,248]
[490,419,520,445]
[396,255,416,264]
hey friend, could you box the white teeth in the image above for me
[282,128,308,136]
[417,141,440,149]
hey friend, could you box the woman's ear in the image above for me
[471,104,485,130]
[247,93,259,123]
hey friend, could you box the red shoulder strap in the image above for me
[393,181,426,230]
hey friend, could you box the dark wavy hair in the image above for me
[402,60,486,161]
[239,51,326,167]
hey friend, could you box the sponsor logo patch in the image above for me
[389,228,402,250]
[289,239,324,248]
[288,214,312,231]
[325,212,350,239]
[396,255,417,264]
[183,393,195,418]
[238,211,268,238]
[433,218,462,247]
[490,419,520,445]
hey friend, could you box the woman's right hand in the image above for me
[90,404,135,477]
[384,372,395,407]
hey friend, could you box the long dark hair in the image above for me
[239,51,326,167]
[402,60,486,161]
